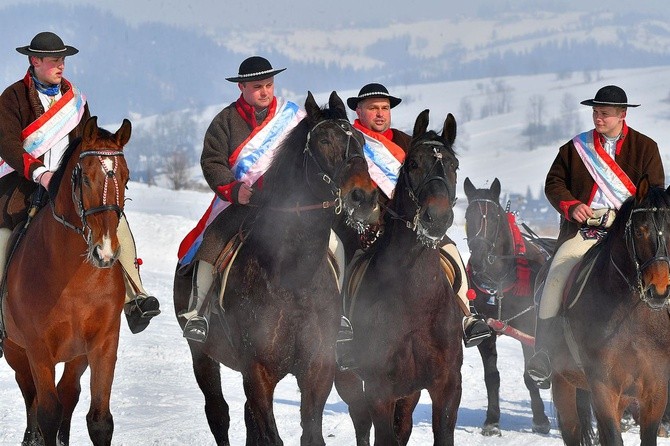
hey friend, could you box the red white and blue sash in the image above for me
[0,80,86,179]
[353,121,405,198]
[572,129,636,209]
[178,98,305,265]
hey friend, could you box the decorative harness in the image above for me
[51,150,125,244]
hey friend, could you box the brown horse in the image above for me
[334,110,463,446]
[173,91,378,446]
[463,177,554,436]
[2,117,131,446]
[550,177,670,446]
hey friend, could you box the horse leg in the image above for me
[28,355,62,446]
[393,391,420,445]
[637,387,667,446]
[521,343,550,434]
[86,345,120,446]
[243,362,282,446]
[659,391,670,437]
[56,356,89,445]
[334,370,372,446]
[552,374,591,446]
[476,335,501,436]
[427,372,462,446]
[5,342,43,444]
[589,382,624,446]
[188,346,230,445]
[367,396,400,446]
[295,357,334,446]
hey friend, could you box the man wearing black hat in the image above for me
[178,56,304,341]
[0,32,161,350]
[527,85,665,388]
[341,83,491,352]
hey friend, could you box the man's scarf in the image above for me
[572,124,636,209]
[177,97,305,265]
[353,120,405,198]
[0,76,86,179]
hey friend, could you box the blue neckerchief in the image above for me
[30,68,60,96]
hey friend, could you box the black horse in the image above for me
[463,177,554,436]
[551,177,670,446]
[173,91,378,446]
[335,110,463,446]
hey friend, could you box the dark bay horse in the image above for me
[2,117,131,446]
[551,177,670,446]
[173,91,378,446]
[334,110,463,446]
[463,177,555,436]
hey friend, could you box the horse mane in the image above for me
[48,136,83,200]
[257,104,347,206]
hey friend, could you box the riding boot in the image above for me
[118,217,161,334]
[335,316,356,370]
[527,316,560,389]
[462,312,492,348]
[181,261,214,342]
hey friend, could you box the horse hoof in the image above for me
[532,421,551,435]
[481,423,501,436]
[658,421,670,437]
[620,411,636,432]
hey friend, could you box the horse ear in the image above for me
[635,174,650,203]
[83,116,99,142]
[412,109,430,139]
[304,91,321,122]
[115,118,132,148]
[442,113,457,146]
[329,91,346,117]
[463,177,475,199]
[491,178,501,199]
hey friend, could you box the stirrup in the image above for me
[183,315,209,343]
[527,350,552,389]
[336,316,356,371]
[463,315,491,348]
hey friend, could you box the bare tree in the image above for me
[459,97,473,123]
[165,150,191,190]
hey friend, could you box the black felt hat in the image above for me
[16,32,78,57]
[347,83,402,110]
[580,85,640,107]
[225,56,286,82]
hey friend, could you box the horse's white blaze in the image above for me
[96,232,115,261]
[101,158,113,172]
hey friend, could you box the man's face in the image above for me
[239,77,275,110]
[592,106,626,138]
[32,56,65,85]
[356,98,392,133]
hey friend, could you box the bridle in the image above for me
[51,149,125,244]
[388,139,456,248]
[272,118,365,217]
[611,205,670,309]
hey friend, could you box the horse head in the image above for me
[463,177,515,292]
[50,116,131,268]
[395,109,458,248]
[302,91,378,231]
[611,175,670,309]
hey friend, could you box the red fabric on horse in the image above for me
[507,212,532,297]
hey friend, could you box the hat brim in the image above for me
[347,95,401,111]
[16,45,78,57]
[225,68,286,83]
[580,99,640,107]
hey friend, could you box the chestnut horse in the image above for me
[463,177,554,436]
[334,110,463,446]
[550,177,670,446]
[173,92,378,446]
[2,117,131,446]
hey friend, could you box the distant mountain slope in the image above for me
[2,4,670,124]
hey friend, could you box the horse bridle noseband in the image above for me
[52,150,125,243]
[612,206,670,308]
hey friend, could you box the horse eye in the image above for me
[408,159,419,170]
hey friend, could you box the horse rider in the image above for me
[526,85,665,389]
[177,56,305,342]
[0,32,161,356]
[337,83,491,360]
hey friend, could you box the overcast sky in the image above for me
[7,0,670,31]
